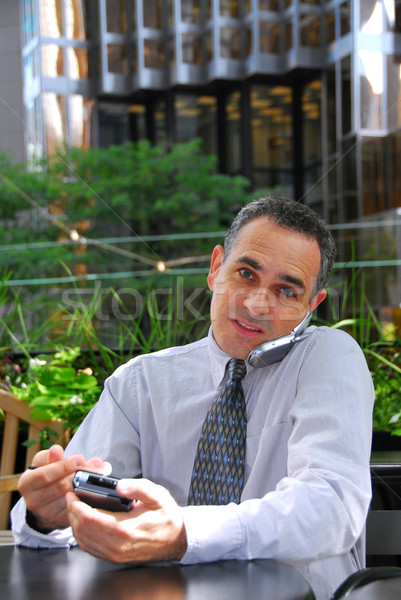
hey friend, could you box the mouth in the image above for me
[232,318,264,337]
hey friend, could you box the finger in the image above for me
[117,478,169,506]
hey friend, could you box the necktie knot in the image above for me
[227,358,246,382]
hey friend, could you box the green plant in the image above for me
[10,347,101,435]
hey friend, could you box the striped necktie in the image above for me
[188,358,247,505]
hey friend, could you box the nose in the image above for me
[243,289,272,318]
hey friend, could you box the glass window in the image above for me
[251,85,293,194]
[144,39,164,69]
[326,13,335,44]
[98,102,130,147]
[226,90,241,174]
[220,27,241,59]
[39,0,63,37]
[26,97,43,165]
[259,0,279,11]
[69,96,94,148]
[175,95,217,156]
[106,0,126,33]
[129,104,147,141]
[41,44,64,77]
[154,98,167,146]
[361,138,387,215]
[341,56,351,134]
[107,44,129,74]
[66,0,92,39]
[182,34,202,64]
[181,0,201,24]
[143,0,162,28]
[43,92,67,153]
[387,55,401,129]
[300,15,320,47]
[206,32,213,61]
[303,80,321,165]
[340,1,351,37]
[359,50,383,130]
[390,132,401,206]
[246,26,253,56]
[360,0,377,29]
[285,21,292,51]
[22,0,39,45]
[326,66,336,156]
[220,0,239,18]
[67,47,89,79]
[169,36,175,68]
[259,22,279,53]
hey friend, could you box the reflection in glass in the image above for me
[226,90,241,174]
[67,47,89,79]
[182,34,202,64]
[220,28,241,59]
[326,13,335,44]
[41,44,64,77]
[144,40,164,69]
[39,0,62,37]
[43,92,67,154]
[300,15,320,47]
[143,0,162,28]
[107,44,129,74]
[181,0,201,24]
[206,32,213,61]
[154,98,167,145]
[175,95,217,156]
[106,0,126,33]
[69,95,94,148]
[259,22,279,53]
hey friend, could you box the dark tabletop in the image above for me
[0,545,315,600]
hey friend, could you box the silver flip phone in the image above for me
[247,311,312,368]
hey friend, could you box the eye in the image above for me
[279,287,297,298]
[239,268,254,280]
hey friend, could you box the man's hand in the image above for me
[66,478,188,563]
[18,444,111,532]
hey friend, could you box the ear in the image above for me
[207,245,224,292]
[310,289,327,312]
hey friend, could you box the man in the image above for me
[12,196,374,599]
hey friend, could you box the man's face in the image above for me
[207,217,327,359]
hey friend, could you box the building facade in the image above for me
[5,0,401,224]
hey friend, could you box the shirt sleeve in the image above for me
[11,359,142,546]
[181,328,374,567]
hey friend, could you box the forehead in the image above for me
[228,217,321,278]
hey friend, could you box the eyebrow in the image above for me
[235,255,306,293]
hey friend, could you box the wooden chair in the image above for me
[0,389,68,530]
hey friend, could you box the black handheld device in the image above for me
[247,311,312,368]
[72,470,133,512]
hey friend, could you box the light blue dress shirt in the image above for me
[12,325,374,600]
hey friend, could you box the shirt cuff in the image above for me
[180,503,245,564]
[11,498,77,549]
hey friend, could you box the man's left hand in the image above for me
[66,478,188,563]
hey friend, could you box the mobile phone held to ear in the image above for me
[72,470,133,512]
[247,311,312,368]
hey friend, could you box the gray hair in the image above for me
[223,195,336,298]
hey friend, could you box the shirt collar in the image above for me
[207,326,250,389]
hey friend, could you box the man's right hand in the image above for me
[18,444,111,533]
